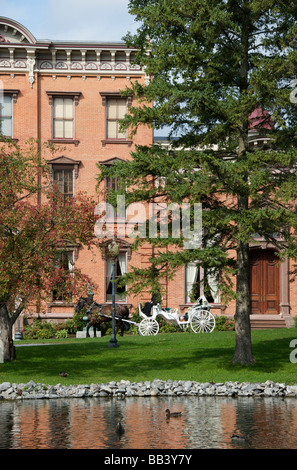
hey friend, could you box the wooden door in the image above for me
[250,250,280,314]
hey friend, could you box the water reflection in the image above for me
[0,396,297,449]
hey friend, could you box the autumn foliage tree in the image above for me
[0,139,98,362]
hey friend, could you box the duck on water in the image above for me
[165,408,182,418]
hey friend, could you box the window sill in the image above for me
[46,300,75,313]
[101,139,132,147]
[104,301,131,307]
[0,137,18,143]
[48,139,80,147]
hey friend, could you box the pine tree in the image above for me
[98,0,297,365]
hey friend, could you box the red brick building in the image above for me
[0,17,295,331]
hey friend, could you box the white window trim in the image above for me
[0,90,19,138]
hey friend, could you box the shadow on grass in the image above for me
[215,330,297,376]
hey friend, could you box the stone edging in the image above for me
[1,379,297,400]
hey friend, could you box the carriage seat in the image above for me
[138,303,147,319]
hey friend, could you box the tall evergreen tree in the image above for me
[98,0,297,364]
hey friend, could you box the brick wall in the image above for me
[0,16,295,330]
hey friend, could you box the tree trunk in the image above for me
[231,13,255,366]
[232,239,255,365]
[0,304,16,363]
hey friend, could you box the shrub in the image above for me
[131,310,141,324]
[23,319,55,340]
[215,315,235,331]
[65,319,76,335]
[127,325,139,335]
[105,327,112,336]
[72,310,87,331]
[53,322,68,332]
[157,315,179,333]
[55,329,68,339]
[23,319,72,339]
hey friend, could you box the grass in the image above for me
[1,328,297,386]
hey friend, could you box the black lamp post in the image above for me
[106,236,120,348]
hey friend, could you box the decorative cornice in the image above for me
[39,61,140,72]
[0,18,145,83]
[46,91,81,106]
[47,155,81,178]
[98,157,126,166]
[2,88,19,103]
[100,91,133,107]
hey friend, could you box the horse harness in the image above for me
[85,300,100,315]
[85,301,122,322]
[85,301,103,323]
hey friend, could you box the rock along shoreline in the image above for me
[1,379,297,401]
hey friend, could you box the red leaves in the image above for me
[0,140,99,309]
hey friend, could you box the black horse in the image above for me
[75,296,130,337]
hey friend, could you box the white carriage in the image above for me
[137,296,216,336]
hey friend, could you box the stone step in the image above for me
[250,315,290,330]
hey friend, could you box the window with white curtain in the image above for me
[53,97,74,139]
[185,262,220,303]
[0,95,12,137]
[185,262,200,303]
[106,251,127,301]
[106,98,127,139]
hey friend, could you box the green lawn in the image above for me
[1,328,297,385]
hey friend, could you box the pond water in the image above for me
[1,395,297,449]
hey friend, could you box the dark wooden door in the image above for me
[250,250,280,314]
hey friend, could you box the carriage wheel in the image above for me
[190,310,216,333]
[138,318,159,336]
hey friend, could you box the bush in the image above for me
[131,310,141,325]
[23,319,55,340]
[55,329,68,339]
[127,325,139,335]
[72,310,87,332]
[52,322,68,332]
[65,319,76,335]
[105,327,112,336]
[157,315,179,333]
[215,315,235,331]
[23,319,72,340]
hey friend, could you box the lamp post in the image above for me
[106,236,120,348]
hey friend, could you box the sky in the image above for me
[0,0,138,42]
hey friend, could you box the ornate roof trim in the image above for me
[0,17,37,44]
